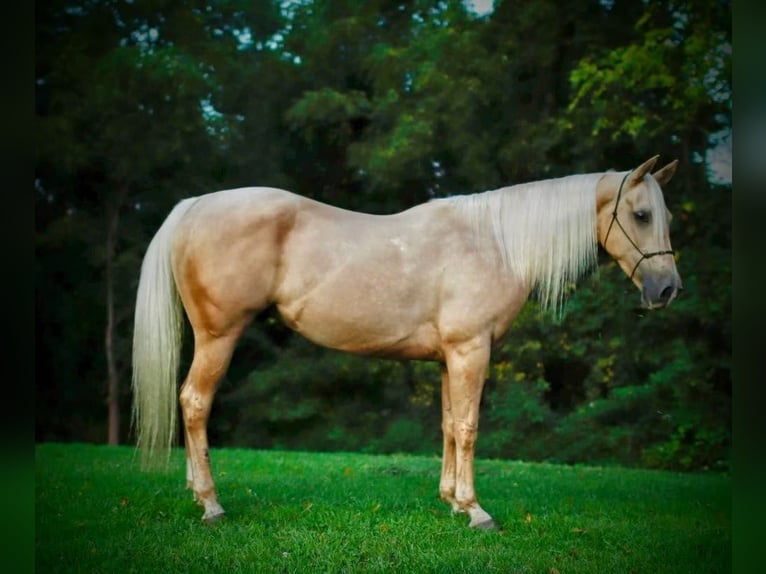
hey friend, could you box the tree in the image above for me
[565,0,731,184]
[35,0,285,444]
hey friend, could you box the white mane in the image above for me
[442,173,605,314]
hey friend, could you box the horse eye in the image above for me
[633,210,650,224]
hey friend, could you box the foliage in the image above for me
[36,443,731,573]
[35,0,730,471]
[220,336,442,455]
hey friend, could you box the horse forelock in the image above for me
[443,173,602,314]
[643,174,671,244]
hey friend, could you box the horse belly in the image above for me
[276,274,443,360]
[284,313,443,361]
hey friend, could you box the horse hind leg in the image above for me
[180,331,239,523]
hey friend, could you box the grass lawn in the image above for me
[35,443,729,573]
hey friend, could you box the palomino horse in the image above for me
[132,155,681,529]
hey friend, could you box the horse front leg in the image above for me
[443,337,497,530]
[439,367,460,512]
[180,333,237,523]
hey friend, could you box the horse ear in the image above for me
[627,155,660,186]
[652,159,679,187]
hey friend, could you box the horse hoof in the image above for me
[471,518,499,530]
[202,509,225,524]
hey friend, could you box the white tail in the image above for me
[131,198,196,467]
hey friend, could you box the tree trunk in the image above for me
[105,185,128,445]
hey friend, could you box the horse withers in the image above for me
[132,155,681,529]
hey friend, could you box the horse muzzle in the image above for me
[641,273,683,309]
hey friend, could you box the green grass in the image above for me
[36,443,730,573]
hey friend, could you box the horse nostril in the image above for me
[660,285,675,302]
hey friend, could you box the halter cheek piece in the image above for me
[602,171,675,281]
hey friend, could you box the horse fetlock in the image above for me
[439,488,460,512]
[192,484,216,508]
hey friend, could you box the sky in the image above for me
[464,0,495,16]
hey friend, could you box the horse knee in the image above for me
[455,422,478,451]
[441,418,455,440]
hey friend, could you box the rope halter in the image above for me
[602,171,675,281]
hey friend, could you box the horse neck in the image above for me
[452,173,602,313]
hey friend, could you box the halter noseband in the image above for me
[602,171,675,280]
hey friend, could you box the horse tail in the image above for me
[131,198,196,468]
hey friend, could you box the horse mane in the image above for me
[442,172,608,315]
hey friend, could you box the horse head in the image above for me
[597,155,683,309]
